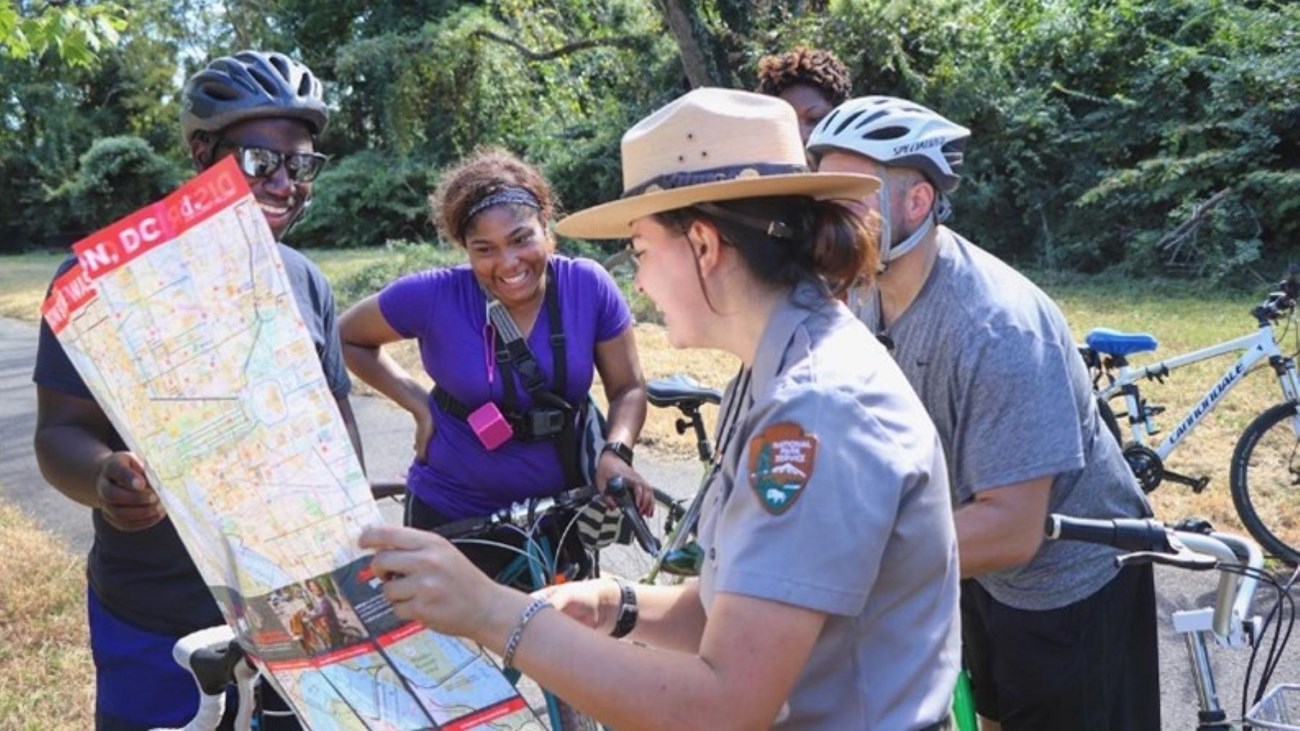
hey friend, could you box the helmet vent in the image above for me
[247,66,279,96]
[269,55,292,81]
[854,110,888,128]
[832,109,866,136]
[862,125,909,141]
[200,82,238,102]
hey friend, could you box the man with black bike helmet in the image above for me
[808,97,1159,731]
[33,50,359,730]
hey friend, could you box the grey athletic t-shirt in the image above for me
[857,229,1151,610]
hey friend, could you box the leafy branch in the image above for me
[0,2,127,69]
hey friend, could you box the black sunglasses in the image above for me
[221,145,329,183]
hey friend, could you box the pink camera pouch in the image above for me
[468,402,513,451]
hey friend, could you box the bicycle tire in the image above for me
[1229,400,1300,565]
[1096,394,1123,447]
[552,696,602,731]
[593,487,689,584]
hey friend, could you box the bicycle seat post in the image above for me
[682,406,712,465]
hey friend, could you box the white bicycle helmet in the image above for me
[807,96,970,266]
[181,50,328,144]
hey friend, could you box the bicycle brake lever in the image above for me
[1116,548,1218,571]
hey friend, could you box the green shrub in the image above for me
[289,151,439,249]
[333,240,464,309]
[45,135,184,238]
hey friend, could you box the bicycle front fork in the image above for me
[1185,631,1232,731]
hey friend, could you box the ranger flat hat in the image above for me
[556,87,880,240]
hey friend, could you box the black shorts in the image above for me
[960,564,1160,731]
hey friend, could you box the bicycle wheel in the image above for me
[593,487,689,584]
[1230,401,1300,565]
[1096,394,1123,447]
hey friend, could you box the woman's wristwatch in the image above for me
[602,440,634,466]
[610,576,639,638]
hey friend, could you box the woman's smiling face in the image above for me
[463,204,553,309]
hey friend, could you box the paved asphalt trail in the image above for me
[2,315,1296,728]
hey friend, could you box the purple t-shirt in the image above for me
[378,254,632,518]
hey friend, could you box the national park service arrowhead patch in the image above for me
[748,422,819,515]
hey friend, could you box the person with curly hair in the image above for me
[339,147,652,575]
[756,46,852,143]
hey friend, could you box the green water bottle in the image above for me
[951,669,978,731]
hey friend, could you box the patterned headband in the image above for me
[462,187,542,229]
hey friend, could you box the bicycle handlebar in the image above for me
[1046,514,1264,641]
[433,486,600,539]
[607,476,661,555]
[164,625,258,731]
[1252,266,1300,322]
[1046,515,1175,554]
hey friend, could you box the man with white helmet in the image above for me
[808,97,1159,731]
[33,50,358,730]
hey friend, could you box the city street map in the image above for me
[41,158,542,731]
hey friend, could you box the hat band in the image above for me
[622,162,809,198]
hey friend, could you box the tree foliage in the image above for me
[46,135,183,238]
[3,0,1295,283]
[1,2,127,69]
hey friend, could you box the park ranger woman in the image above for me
[360,87,961,730]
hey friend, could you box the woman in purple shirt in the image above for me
[340,148,651,556]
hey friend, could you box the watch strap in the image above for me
[610,576,638,638]
[602,440,634,466]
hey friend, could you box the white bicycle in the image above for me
[1078,267,1300,564]
[1046,514,1298,730]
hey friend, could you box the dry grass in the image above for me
[0,499,93,729]
[1051,275,1300,553]
[0,251,64,322]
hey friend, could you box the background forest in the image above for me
[2,0,1297,282]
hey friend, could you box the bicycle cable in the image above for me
[1254,565,1299,706]
[1220,562,1297,716]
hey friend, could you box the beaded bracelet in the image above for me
[502,596,552,670]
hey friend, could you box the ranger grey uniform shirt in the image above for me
[697,282,961,730]
[857,229,1152,610]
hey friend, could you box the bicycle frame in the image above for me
[1170,531,1265,727]
[1096,324,1300,462]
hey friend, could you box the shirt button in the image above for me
[709,547,717,562]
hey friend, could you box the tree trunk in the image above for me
[657,0,714,88]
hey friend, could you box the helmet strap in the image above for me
[879,189,950,272]
[875,171,893,273]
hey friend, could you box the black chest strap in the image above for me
[432,260,576,446]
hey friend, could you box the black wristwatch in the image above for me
[610,576,639,638]
[602,440,634,466]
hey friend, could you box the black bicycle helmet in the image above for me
[180,50,328,144]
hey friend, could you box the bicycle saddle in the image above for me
[1085,327,1159,357]
[647,374,722,408]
